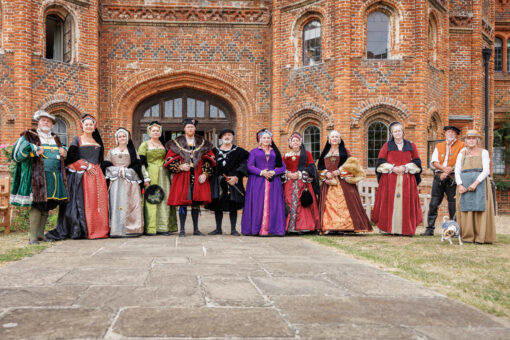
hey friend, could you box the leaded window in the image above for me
[493,129,507,175]
[303,20,321,66]
[495,38,503,72]
[367,121,388,167]
[367,12,389,59]
[52,117,68,146]
[303,125,321,161]
[507,39,510,72]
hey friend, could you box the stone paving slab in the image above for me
[0,212,509,339]
[112,307,294,338]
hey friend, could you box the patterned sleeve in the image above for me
[11,136,37,162]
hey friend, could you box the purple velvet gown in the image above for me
[241,148,286,236]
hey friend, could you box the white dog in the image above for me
[441,216,462,245]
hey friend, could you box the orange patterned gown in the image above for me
[319,155,372,233]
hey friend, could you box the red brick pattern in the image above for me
[1,0,509,213]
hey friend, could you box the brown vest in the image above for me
[436,140,466,168]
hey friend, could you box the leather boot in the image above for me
[192,208,204,236]
[420,215,436,236]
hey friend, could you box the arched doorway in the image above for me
[133,88,235,146]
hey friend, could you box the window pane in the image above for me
[187,98,195,118]
[367,12,389,59]
[174,98,182,118]
[219,109,225,118]
[151,104,159,117]
[495,38,503,72]
[367,121,388,167]
[210,105,218,118]
[143,108,150,117]
[164,100,173,118]
[52,118,68,146]
[197,100,205,118]
[46,15,64,61]
[303,20,322,66]
[493,146,506,174]
[303,126,321,161]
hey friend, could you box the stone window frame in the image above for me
[43,4,77,64]
[428,11,439,64]
[302,19,322,66]
[302,124,322,161]
[363,112,398,168]
[292,11,325,68]
[363,2,401,60]
[495,36,504,73]
[426,112,443,169]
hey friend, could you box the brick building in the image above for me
[0,0,509,211]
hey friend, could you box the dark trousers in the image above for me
[427,174,457,230]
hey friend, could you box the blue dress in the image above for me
[241,148,286,236]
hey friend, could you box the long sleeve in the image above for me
[430,147,439,169]
[247,150,262,175]
[454,149,465,185]
[274,162,286,176]
[476,149,491,183]
[11,136,37,162]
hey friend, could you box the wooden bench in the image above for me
[0,176,11,235]
[358,181,430,226]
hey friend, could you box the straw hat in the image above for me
[464,129,481,138]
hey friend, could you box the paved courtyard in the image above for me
[1,212,509,339]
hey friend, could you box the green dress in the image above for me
[138,141,177,234]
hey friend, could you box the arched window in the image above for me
[303,125,321,160]
[428,16,437,62]
[45,11,72,62]
[495,38,503,72]
[134,88,234,146]
[367,11,389,59]
[52,117,68,146]
[367,121,388,167]
[303,20,321,66]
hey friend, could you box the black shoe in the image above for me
[208,230,222,235]
[145,233,156,236]
[156,231,169,236]
[231,230,240,236]
[420,229,434,236]
[193,230,205,236]
[28,240,40,245]
[179,230,185,237]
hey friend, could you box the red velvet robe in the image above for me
[164,143,215,206]
[371,141,423,235]
[283,151,320,232]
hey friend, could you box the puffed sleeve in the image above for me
[11,136,38,162]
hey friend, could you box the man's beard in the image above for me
[38,125,52,133]
[446,136,455,143]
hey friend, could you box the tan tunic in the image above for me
[455,152,496,244]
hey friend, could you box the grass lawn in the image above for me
[0,232,55,268]
[308,230,510,320]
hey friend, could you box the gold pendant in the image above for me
[331,157,336,162]
[291,156,296,161]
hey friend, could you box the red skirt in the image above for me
[284,179,319,232]
[82,163,110,239]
